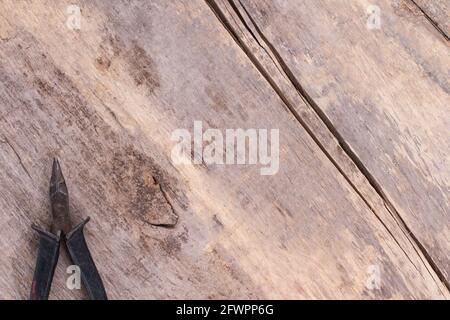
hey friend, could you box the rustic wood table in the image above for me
[0,0,448,299]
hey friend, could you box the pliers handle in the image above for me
[30,218,107,300]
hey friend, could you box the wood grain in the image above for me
[227,0,450,287]
[413,0,450,38]
[0,0,447,299]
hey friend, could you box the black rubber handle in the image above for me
[29,225,61,300]
[65,218,108,300]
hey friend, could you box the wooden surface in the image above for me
[413,0,450,38]
[223,0,450,288]
[0,0,448,299]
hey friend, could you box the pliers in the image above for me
[30,159,107,300]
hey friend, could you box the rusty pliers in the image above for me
[30,159,107,300]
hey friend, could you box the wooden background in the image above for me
[0,0,448,299]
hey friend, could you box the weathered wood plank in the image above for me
[0,0,447,299]
[209,0,449,295]
[413,0,450,38]
[231,0,450,287]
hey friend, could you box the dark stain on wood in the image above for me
[95,34,123,72]
[125,43,160,94]
[110,146,179,227]
[159,234,182,255]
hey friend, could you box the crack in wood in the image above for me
[231,0,445,291]
[150,176,179,228]
[0,136,32,180]
[409,0,450,41]
[205,0,450,293]
[89,88,126,130]
[239,2,450,291]
[224,0,285,78]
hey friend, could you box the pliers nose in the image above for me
[49,159,71,235]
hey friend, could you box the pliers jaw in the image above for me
[50,159,72,235]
